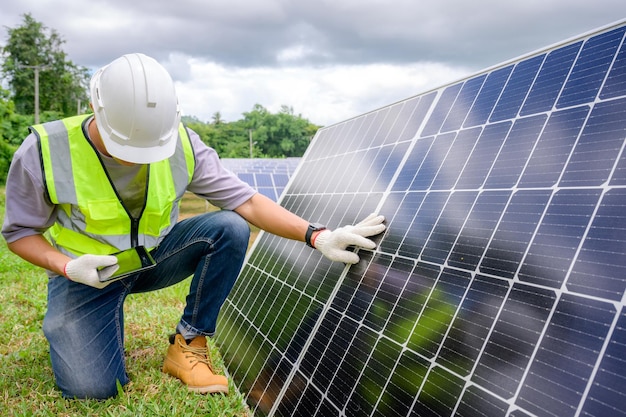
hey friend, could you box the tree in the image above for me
[243,104,316,157]
[0,87,20,183]
[1,13,90,119]
[211,111,223,126]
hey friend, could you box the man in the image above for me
[1,53,385,399]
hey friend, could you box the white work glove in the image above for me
[314,213,386,264]
[64,254,119,289]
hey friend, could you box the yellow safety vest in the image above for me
[32,114,195,257]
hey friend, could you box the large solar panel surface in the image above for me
[216,21,626,417]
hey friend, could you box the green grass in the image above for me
[0,190,252,416]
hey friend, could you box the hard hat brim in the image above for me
[98,122,179,164]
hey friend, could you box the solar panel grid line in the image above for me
[328,325,380,416]
[504,288,565,415]
[515,108,588,189]
[573,304,624,417]
[558,27,626,109]
[438,276,511,376]
[375,264,451,411]
[519,42,581,117]
[470,283,557,402]
[518,189,601,290]
[412,271,481,371]
[408,276,469,410]
[221,303,265,382]
[277,312,358,416]
[515,296,616,416]
[448,191,513,273]
[224,240,321,384]
[326,259,414,415]
[441,75,489,134]
[272,255,414,414]
[490,193,616,412]
[361,290,429,416]
[266,231,410,412]
[364,110,438,227]
[260,230,382,413]
[561,188,613,297]
[489,55,545,124]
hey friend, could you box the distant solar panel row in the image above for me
[220,157,301,201]
[216,21,626,417]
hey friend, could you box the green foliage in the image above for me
[184,104,319,159]
[0,86,27,183]
[242,104,316,158]
[1,13,89,118]
[0,140,15,184]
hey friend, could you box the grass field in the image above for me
[0,190,255,417]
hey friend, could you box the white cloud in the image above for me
[175,59,469,125]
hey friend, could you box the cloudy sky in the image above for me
[1,1,625,126]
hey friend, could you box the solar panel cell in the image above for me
[411,366,464,417]
[567,188,626,300]
[520,42,582,116]
[455,385,509,417]
[560,98,626,187]
[408,268,471,359]
[448,190,511,271]
[517,188,602,288]
[455,122,512,189]
[557,26,626,109]
[515,295,616,417]
[483,115,546,188]
[464,65,513,128]
[600,36,626,99]
[431,128,482,190]
[375,350,428,416]
[436,275,509,376]
[579,311,626,417]
[441,74,487,133]
[490,55,544,123]
[398,192,448,258]
[518,106,590,188]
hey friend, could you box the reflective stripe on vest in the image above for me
[33,115,195,257]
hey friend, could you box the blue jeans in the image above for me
[42,210,250,399]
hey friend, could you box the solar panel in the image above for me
[220,157,301,201]
[216,21,626,417]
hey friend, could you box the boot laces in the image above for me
[178,339,216,372]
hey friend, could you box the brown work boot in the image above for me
[162,333,229,394]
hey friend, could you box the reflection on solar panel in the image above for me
[216,21,626,417]
[220,158,301,201]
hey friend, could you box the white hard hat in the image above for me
[89,53,181,164]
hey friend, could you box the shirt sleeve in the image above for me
[185,128,257,210]
[1,134,58,243]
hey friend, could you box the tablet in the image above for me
[98,246,157,282]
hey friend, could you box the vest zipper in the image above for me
[130,217,140,248]
[129,166,150,248]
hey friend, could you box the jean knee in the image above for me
[212,210,250,247]
[61,379,122,400]
[230,212,251,245]
[43,300,127,400]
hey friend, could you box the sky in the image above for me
[1,1,625,126]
